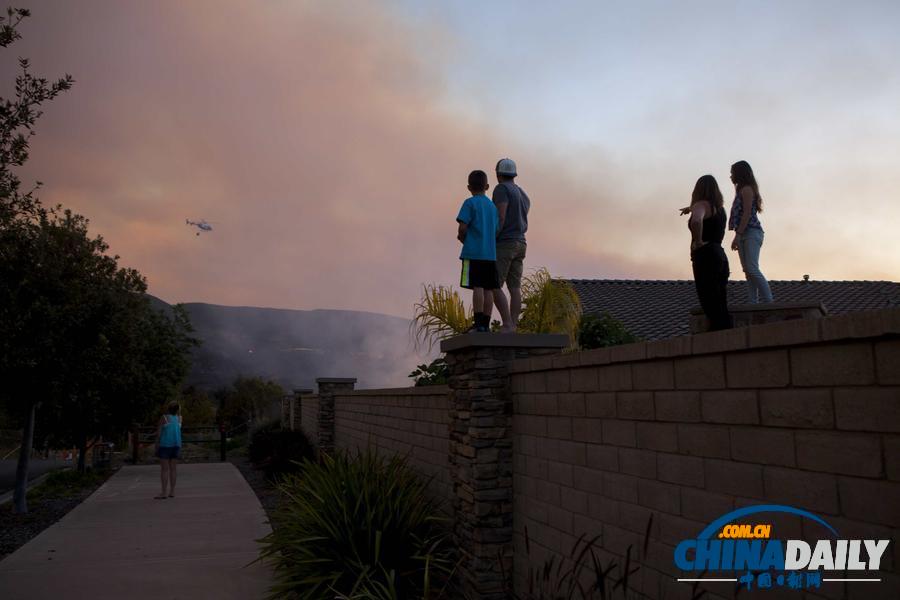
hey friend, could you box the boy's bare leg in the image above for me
[472,288,485,314]
[483,290,495,324]
[492,288,513,332]
[169,460,177,496]
[159,459,169,497]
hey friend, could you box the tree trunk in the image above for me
[77,430,87,473]
[13,402,36,514]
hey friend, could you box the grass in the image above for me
[26,468,110,502]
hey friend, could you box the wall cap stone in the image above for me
[344,386,451,396]
[503,308,900,375]
[690,301,828,316]
[316,377,358,384]
[440,332,568,352]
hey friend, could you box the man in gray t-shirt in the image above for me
[484,157,530,332]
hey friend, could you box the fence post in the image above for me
[442,333,567,599]
[314,378,356,459]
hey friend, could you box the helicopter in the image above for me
[185,219,213,236]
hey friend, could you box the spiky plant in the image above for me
[257,448,455,600]
[411,283,472,350]
[518,268,582,344]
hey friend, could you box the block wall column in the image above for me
[315,378,356,458]
[442,334,567,599]
[291,388,312,431]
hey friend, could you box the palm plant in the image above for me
[411,283,472,350]
[518,268,582,345]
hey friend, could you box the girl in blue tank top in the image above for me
[155,401,182,499]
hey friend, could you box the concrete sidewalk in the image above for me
[0,463,273,599]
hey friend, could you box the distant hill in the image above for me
[148,296,428,392]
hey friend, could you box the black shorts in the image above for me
[157,446,181,460]
[460,259,500,290]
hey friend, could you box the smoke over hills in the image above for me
[149,296,428,392]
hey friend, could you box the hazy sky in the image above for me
[5,0,900,317]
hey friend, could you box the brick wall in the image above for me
[290,309,899,599]
[334,386,453,506]
[300,394,318,448]
[509,309,900,600]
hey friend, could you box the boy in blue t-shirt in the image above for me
[456,170,511,332]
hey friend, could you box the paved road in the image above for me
[0,459,66,494]
[0,463,273,599]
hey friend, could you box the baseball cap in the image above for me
[496,158,517,177]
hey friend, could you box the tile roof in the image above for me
[567,279,900,341]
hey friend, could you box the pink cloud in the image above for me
[10,0,894,322]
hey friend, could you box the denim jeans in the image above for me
[737,227,773,303]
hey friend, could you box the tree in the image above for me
[36,266,197,472]
[177,386,217,425]
[0,9,195,507]
[216,376,285,431]
[2,209,196,507]
[0,7,73,221]
[0,7,73,512]
[0,211,89,508]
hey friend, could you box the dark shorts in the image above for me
[460,259,500,290]
[157,446,181,460]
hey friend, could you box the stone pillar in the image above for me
[281,395,292,429]
[315,378,356,458]
[290,389,313,431]
[441,333,567,599]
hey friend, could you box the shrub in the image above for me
[577,313,639,349]
[248,421,313,479]
[258,448,455,600]
[408,357,449,386]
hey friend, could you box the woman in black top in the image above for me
[687,175,733,331]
